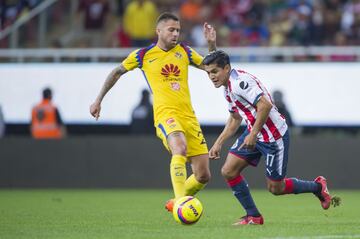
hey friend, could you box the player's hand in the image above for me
[203,22,216,44]
[90,101,101,120]
[209,143,222,160]
[239,134,257,150]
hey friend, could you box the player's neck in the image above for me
[224,73,231,87]
[156,42,174,52]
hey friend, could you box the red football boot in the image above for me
[232,215,264,225]
[165,199,174,212]
[314,176,331,210]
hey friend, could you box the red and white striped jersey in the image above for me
[224,69,288,142]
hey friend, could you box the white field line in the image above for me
[261,235,360,239]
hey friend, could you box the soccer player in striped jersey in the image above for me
[90,13,217,212]
[203,50,339,225]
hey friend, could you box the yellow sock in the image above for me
[185,174,206,196]
[170,155,187,200]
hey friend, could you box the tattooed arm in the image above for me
[90,64,127,120]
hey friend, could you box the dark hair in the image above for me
[42,87,52,99]
[202,50,230,69]
[156,12,179,25]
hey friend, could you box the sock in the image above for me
[283,178,321,194]
[227,175,261,217]
[185,174,206,196]
[170,155,187,200]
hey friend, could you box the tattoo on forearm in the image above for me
[98,65,126,101]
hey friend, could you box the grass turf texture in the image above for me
[0,189,358,239]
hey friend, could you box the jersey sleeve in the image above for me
[121,49,141,71]
[232,73,264,106]
[180,43,203,66]
[188,46,203,66]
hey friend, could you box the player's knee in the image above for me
[195,171,211,184]
[221,166,237,179]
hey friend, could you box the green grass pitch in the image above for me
[0,189,359,239]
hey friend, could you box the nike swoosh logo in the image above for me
[149,58,157,63]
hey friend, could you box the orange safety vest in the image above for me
[31,99,63,139]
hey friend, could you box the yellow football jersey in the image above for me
[122,43,203,122]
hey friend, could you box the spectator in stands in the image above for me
[308,0,325,46]
[123,0,158,47]
[156,0,180,13]
[272,90,294,128]
[0,104,5,138]
[61,0,110,47]
[0,0,41,27]
[216,0,268,46]
[343,0,360,45]
[31,87,66,139]
[179,0,214,47]
[348,16,360,45]
[110,19,131,48]
[130,89,154,134]
[18,0,42,47]
[116,0,127,16]
[218,0,254,30]
[1,0,20,28]
[0,1,19,46]
[288,1,312,46]
[179,0,203,25]
[269,9,293,46]
[243,18,269,46]
[322,0,342,45]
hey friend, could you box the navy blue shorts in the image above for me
[229,130,290,181]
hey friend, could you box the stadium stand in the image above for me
[1,0,360,50]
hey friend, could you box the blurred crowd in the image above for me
[0,0,42,29]
[1,0,360,48]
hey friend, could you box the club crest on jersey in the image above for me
[171,82,180,91]
[161,64,180,77]
[175,52,182,59]
[239,81,249,90]
[166,118,175,125]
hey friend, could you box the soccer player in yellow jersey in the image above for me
[90,12,217,212]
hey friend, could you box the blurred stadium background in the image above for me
[1,0,360,189]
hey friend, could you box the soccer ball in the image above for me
[172,196,203,225]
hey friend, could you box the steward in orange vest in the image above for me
[31,88,66,139]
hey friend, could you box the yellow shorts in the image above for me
[155,115,208,157]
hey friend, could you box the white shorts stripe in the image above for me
[275,137,285,176]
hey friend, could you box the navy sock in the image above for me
[227,175,261,217]
[284,178,321,194]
